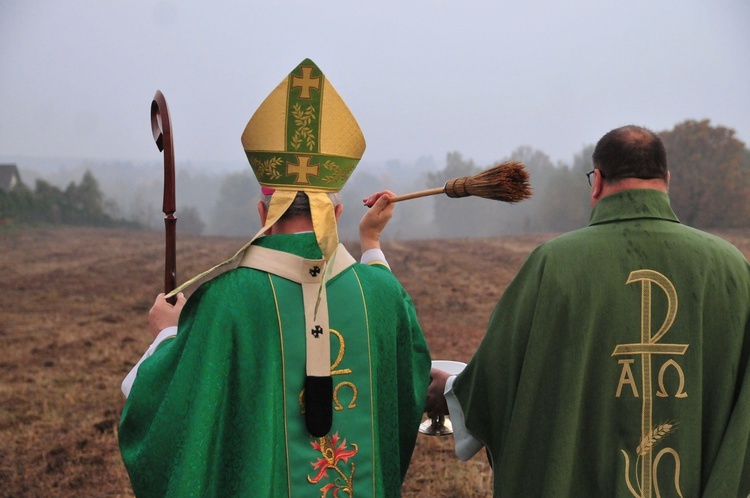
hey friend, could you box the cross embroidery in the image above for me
[311,325,324,338]
[292,66,321,99]
[287,156,319,184]
[309,266,321,277]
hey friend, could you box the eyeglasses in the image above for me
[586,169,605,186]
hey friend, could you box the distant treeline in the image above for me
[0,170,138,228]
[3,119,748,237]
[414,119,750,239]
[353,118,750,239]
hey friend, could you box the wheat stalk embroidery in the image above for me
[621,421,680,498]
[636,422,674,456]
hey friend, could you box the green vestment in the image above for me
[119,233,431,497]
[454,190,750,497]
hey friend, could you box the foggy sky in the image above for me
[1,0,748,171]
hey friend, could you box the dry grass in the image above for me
[0,226,746,497]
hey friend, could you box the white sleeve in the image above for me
[121,326,178,398]
[360,248,390,269]
[445,374,485,461]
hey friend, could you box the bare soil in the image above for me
[0,227,746,497]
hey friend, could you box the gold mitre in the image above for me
[241,58,365,262]
[166,59,364,299]
[241,58,365,193]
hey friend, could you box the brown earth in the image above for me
[0,227,747,497]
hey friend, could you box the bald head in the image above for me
[592,125,668,184]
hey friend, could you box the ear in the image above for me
[334,203,343,222]
[590,169,604,207]
[258,200,274,235]
[257,200,268,225]
[594,169,604,195]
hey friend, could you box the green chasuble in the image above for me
[453,190,750,497]
[119,233,431,497]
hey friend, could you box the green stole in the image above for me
[239,243,378,497]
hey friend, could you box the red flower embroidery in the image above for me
[307,432,358,497]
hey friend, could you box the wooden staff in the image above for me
[150,90,177,304]
[388,161,532,204]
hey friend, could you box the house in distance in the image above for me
[0,164,22,192]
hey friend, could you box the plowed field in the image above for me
[1,227,746,497]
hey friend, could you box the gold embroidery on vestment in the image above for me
[330,329,352,376]
[299,328,357,413]
[351,267,378,496]
[268,275,293,493]
[616,359,639,398]
[612,270,688,498]
[656,359,688,398]
[652,447,683,498]
[333,381,358,410]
